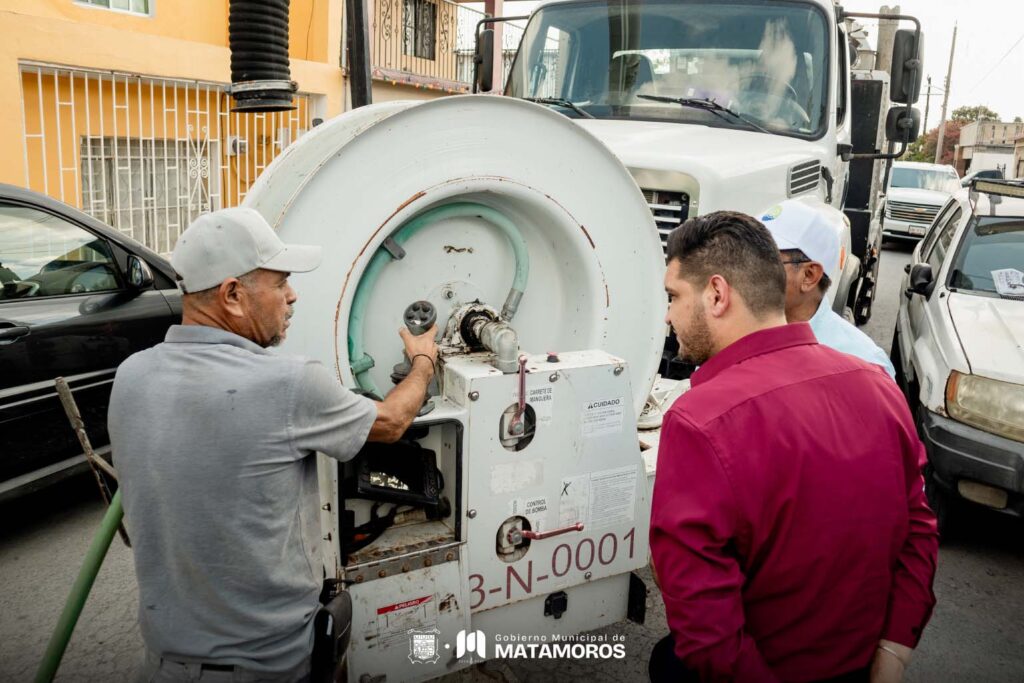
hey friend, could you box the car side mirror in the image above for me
[474,28,495,93]
[127,255,154,290]
[890,29,924,104]
[960,177,970,187]
[906,263,934,298]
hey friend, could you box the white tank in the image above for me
[245,95,666,414]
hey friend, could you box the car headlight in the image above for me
[946,371,1024,443]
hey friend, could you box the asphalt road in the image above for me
[2,242,1023,683]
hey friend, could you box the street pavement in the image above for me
[2,242,1023,682]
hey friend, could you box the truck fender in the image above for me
[910,334,944,412]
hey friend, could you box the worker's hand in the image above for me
[399,325,439,367]
[870,640,912,683]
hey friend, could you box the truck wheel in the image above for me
[854,247,881,326]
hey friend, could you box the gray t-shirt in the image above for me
[109,324,376,672]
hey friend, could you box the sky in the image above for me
[498,0,1024,126]
[840,0,1024,126]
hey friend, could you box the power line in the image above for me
[966,30,1024,96]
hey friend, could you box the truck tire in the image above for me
[854,240,881,325]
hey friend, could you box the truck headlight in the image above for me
[946,371,1024,443]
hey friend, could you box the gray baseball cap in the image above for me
[171,207,322,293]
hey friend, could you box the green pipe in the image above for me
[35,489,124,683]
[348,202,530,395]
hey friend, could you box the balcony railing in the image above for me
[373,0,524,90]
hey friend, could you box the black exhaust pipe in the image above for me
[229,0,298,112]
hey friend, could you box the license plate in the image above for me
[910,226,926,236]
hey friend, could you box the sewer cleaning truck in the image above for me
[40,3,923,682]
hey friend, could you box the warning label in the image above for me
[511,496,549,531]
[581,396,625,437]
[589,465,638,529]
[558,473,590,527]
[558,465,638,530]
[376,595,434,640]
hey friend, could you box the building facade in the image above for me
[953,119,1024,176]
[1,0,518,255]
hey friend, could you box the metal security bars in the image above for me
[375,0,464,84]
[20,63,311,255]
[374,0,524,88]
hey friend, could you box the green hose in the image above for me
[348,202,530,395]
[35,489,124,683]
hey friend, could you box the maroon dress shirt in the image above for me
[650,323,938,682]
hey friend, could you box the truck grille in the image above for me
[885,200,940,225]
[788,160,821,196]
[641,189,689,254]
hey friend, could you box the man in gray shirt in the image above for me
[109,208,437,682]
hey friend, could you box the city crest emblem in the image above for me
[408,627,442,664]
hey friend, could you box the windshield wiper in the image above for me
[522,97,595,119]
[637,95,771,134]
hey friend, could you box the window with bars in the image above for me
[79,0,151,14]
[403,0,437,60]
[80,137,220,255]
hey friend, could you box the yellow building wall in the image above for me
[0,0,329,60]
[21,68,312,213]
[0,0,344,191]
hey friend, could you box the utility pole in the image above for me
[923,76,932,132]
[876,5,900,78]
[934,24,957,164]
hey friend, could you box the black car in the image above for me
[0,184,181,500]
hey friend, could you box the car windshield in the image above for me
[506,0,830,138]
[890,167,959,193]
[948,215,1024,298]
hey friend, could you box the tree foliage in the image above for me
[904,121,963,165]
[951,105,1000,122]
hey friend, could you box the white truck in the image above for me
[42,4,926,683]
[479,0,924,343]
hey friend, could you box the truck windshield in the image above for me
[890,168,959,193]
[506,0,830,138]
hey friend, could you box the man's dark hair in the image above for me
[666,211,786,317]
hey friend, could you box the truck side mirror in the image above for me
[890,29,924,104]
[885,106,921,144]
[475,28,495,93]
[906,263,934,298]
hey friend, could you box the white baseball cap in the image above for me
[759,200,841,280]
[171,207,322,293]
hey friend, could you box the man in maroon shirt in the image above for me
[649,211,938,683]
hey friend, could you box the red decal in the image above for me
[552,543,572,577]
[624,527,636,559]
[377,595,431,615]
[575,538,595,571]
[470,574,486,610]
[506,561,534,599]
[599,533,618,565]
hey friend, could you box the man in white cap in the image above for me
[760,200,895,378]
[108,207,437,682]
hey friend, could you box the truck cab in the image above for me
[488,0,922,365]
